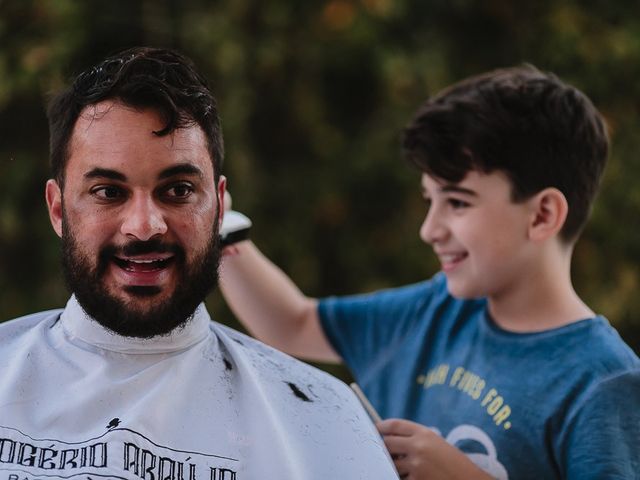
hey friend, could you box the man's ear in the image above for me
[45,179,63,238]
[528,187,568,242]
[216,175,227,228]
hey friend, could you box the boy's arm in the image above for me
[561,370,640,479]
[220,240,341,363]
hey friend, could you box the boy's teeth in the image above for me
[440,253,467,264]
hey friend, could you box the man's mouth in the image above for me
[98,240,185,289]
[113,255,175,272]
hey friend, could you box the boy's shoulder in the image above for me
[503,317,639,406]
[490,315,639,369]
[355,271,483,314]
[560,316,639,370]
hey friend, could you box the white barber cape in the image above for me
[0,297,398,479]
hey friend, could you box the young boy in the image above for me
[220,65,640,479]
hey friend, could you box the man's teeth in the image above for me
[113,256,172,268]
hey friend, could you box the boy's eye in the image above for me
[92,185,124,199]
[448,198,470,209]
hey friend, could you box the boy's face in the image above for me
[45,101,226,337]
[420,170,534,299]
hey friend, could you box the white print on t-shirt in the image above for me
[430,424,508,480]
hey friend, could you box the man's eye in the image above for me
[92,186,123,199]
[165,183,194,198]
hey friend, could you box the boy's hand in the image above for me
[377,419,494,480]
[220,191,252,252]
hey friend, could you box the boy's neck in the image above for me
[486,245,595,333]
[488,287,594,333]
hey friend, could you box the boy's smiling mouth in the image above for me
[437,252,468,272]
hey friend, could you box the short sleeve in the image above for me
[317,275,447,382]
[559,370,640,479]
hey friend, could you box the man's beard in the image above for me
[60,214,222,338]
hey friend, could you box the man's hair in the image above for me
[403,64,609,242]
[47,47,224,187]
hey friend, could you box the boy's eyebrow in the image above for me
[440,184,477,196]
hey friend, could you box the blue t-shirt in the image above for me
[319,273,640,480]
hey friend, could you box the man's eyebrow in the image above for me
[158,163,204,180]
[440,184,477,196]
[84,168,127,182]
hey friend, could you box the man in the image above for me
[0,47,398,479]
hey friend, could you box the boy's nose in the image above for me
[419,209,447,245]
[120,196,168,240]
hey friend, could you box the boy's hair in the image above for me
[403,65,609,242]
[47,46,224,188]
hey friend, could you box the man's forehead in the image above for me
[78,99,122,119]
[73,100,163,134]
[66,101,214,178]
[70,102,207,152]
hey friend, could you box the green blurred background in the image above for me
[1,1,639,376]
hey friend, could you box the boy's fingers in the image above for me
[377,418,416,436]
[381,434,411,455]
[391,456,411,477]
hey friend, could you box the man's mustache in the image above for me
[114,239,183,256]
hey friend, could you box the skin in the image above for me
[419,170,535,300]
[46,100,226,324]
[378,419,493,480]
[420,171,592,333]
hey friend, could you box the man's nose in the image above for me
[120,194,168,240]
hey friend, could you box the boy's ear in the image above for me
[45,179,63,238]
[527,187,568,242]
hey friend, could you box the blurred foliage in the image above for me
[1,0,639,374]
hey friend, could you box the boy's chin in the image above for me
[444,279,484,299]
